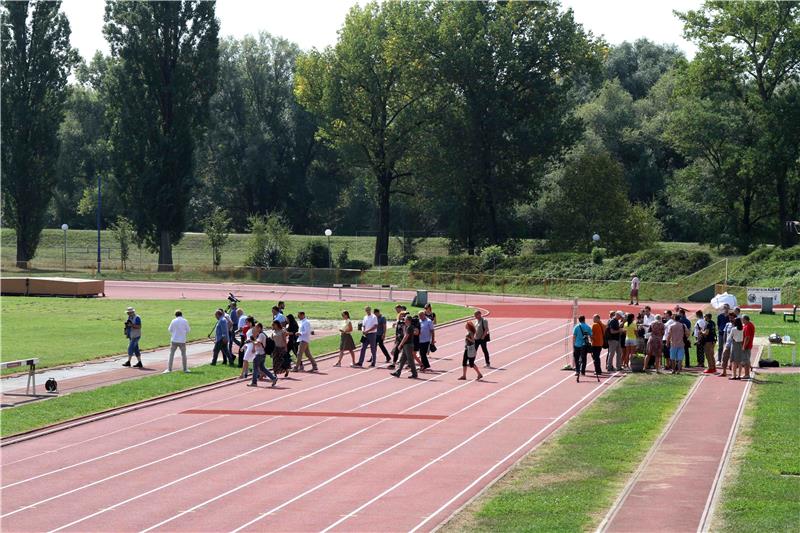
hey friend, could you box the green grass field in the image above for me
[0,363,240,437]
[749,313,800,366]
[442,374,696,533]
[715,373,800,532]
[0,297,472,372]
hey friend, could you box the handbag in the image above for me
[360,335,367,344]
[429,343,437,352]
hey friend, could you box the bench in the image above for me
[332,284,399,301]
[784,305,798,323]
[0,358,40,395]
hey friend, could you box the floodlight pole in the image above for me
[61,224,69,274]
[97,175,102,275]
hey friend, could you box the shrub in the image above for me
[336,248,371,270]
[481,245,506,270]
[411,255,482,273]
[447,238,465,256]
[245,214,291,268]
[295,240,330,268]
[501,238,523,256]
[591,247,606,265]
[109,216,135,270]
[202,208,230,271]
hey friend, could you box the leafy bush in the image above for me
[591,247,606,265]
[295,239,330,268]
[481,245,506,270]
[245,214,291,268]
[203,208,230,270]
[412,255,482,273]
[501,238,523,257]
[447,238,466,256]
[336,248,370,270]
[728,245,800,290]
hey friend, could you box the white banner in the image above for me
[747,287,782,305]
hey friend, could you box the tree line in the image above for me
[2,0,798,270]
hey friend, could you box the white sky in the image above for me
[63,0,700,61]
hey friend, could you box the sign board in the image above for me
[747,287,782,305]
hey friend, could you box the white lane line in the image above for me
[2,319,526,487]
[138,331,571,533]
[2,315,511,467]
[13,321,559,525]
[697,378,752,533]
[227,343,573,533]
[410,373,622,533]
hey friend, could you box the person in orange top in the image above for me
[589,314,605,376]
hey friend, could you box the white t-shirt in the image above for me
[663,319,675,341]
[243,330,256,362]
[298,318,312,343]
[362,314,378,333]
[731,328,744,343]
[631,277,640,290]
[694,318,707,339]
[168,317,191,343]
[237,314,248,329]
[642,314,655,339]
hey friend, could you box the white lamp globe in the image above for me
[324,229,332,237]
[61,223,69,231]
[592,233,600,242]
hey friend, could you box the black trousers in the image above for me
[590,346,602,375]
[212,339,232,365]
[684,338,692,367]
[419,342,431,369]
[696,341,705,367]
[377,336,391,361]
[475,338,490,365]
[391,336,402,364]
[573,346,587,375]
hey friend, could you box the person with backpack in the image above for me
[573,315,593,382]
[387,306,405,370]
[247,322,277,388]
[474,310,491,368]
[459,321,483,381]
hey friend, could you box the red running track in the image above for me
[0,317,620,532]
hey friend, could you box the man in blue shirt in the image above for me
[272,306,287,327]
[123,306,143,368]
[211,309,232,366]
[572,315,592,381]
[417,311,435,371]
[677,309,693,367]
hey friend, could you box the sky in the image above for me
[62,0,701,62]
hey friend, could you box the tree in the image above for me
[245,214,291,268]
[605,38,684,99]
[203,208,230,270]
[103,0,219,271]
[109,215,135,270]
[1,0,78,267]
[424,1,604,252]
[678,1,800,247]
[295,1,438,266]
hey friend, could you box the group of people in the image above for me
[572,303,756,380]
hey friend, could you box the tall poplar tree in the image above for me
[1,0,78,267]
[104,0,219,270]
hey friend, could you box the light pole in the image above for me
[592,233,600,245]
[97,175,102,275]
[61,223,69,274]
[324,228,333,269]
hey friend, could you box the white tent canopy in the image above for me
[711,292,738,310]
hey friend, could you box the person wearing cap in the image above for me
[166,310,191,373]
[123,307,143,368]
[294,311,318,372]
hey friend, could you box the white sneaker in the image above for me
[162,369,171,374]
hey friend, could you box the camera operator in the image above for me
[122,307,143,368]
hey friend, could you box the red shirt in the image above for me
[742,322,755,350]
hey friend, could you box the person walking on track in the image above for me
[211,309,232,366]
[166,310,191,373]
[387,306,405,370]
[248,323,277,388]
[474,310,491,368]
[123,306,143,368]
[374,309,391,363]
[356,306,378,367]
[270,320,292,377]
[240,317,255,379]
[417,311,435,372]
[459,321,483,381]
[295,311,318,372]
[573,315,592,381]
[391,314,418,379]
[336,310,356,367]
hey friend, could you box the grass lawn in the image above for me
[441,374,696,533]
[715,373,800,532]
[749,312,800,366]
[0,297,471,372]
[0,364,240,437]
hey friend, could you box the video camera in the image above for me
[225,292,240,311]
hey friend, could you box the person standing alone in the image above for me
[123,307,143,368]
[166,310,191,373]
[630,273,640,305]
[474,310,491,368]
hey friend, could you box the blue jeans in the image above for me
[358,332,378,365]
[251,354,276,385]
[212,339,231,365]
[128,337,141,357]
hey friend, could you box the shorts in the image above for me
[462,350,476,367]
[630,289,639,297]
[742,348,752,365]
[625,339,638,347]
[669,347,685,361]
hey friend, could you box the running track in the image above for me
[0,316,622,532]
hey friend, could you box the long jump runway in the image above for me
[1,318,620,532]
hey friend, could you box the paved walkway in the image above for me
[599,373,752,533]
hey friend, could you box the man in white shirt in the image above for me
[356,306,379,367]
[166,310,191,373]
[294,311,318,372]
[642,306,655,340]
[629,273,640,305]
[693,310,707,368]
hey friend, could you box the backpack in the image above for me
[759,358,780,368]
[264,335,276,355]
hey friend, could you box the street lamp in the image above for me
[592,233,600,244]
[324,228,333,269]
[61,223,69,274]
